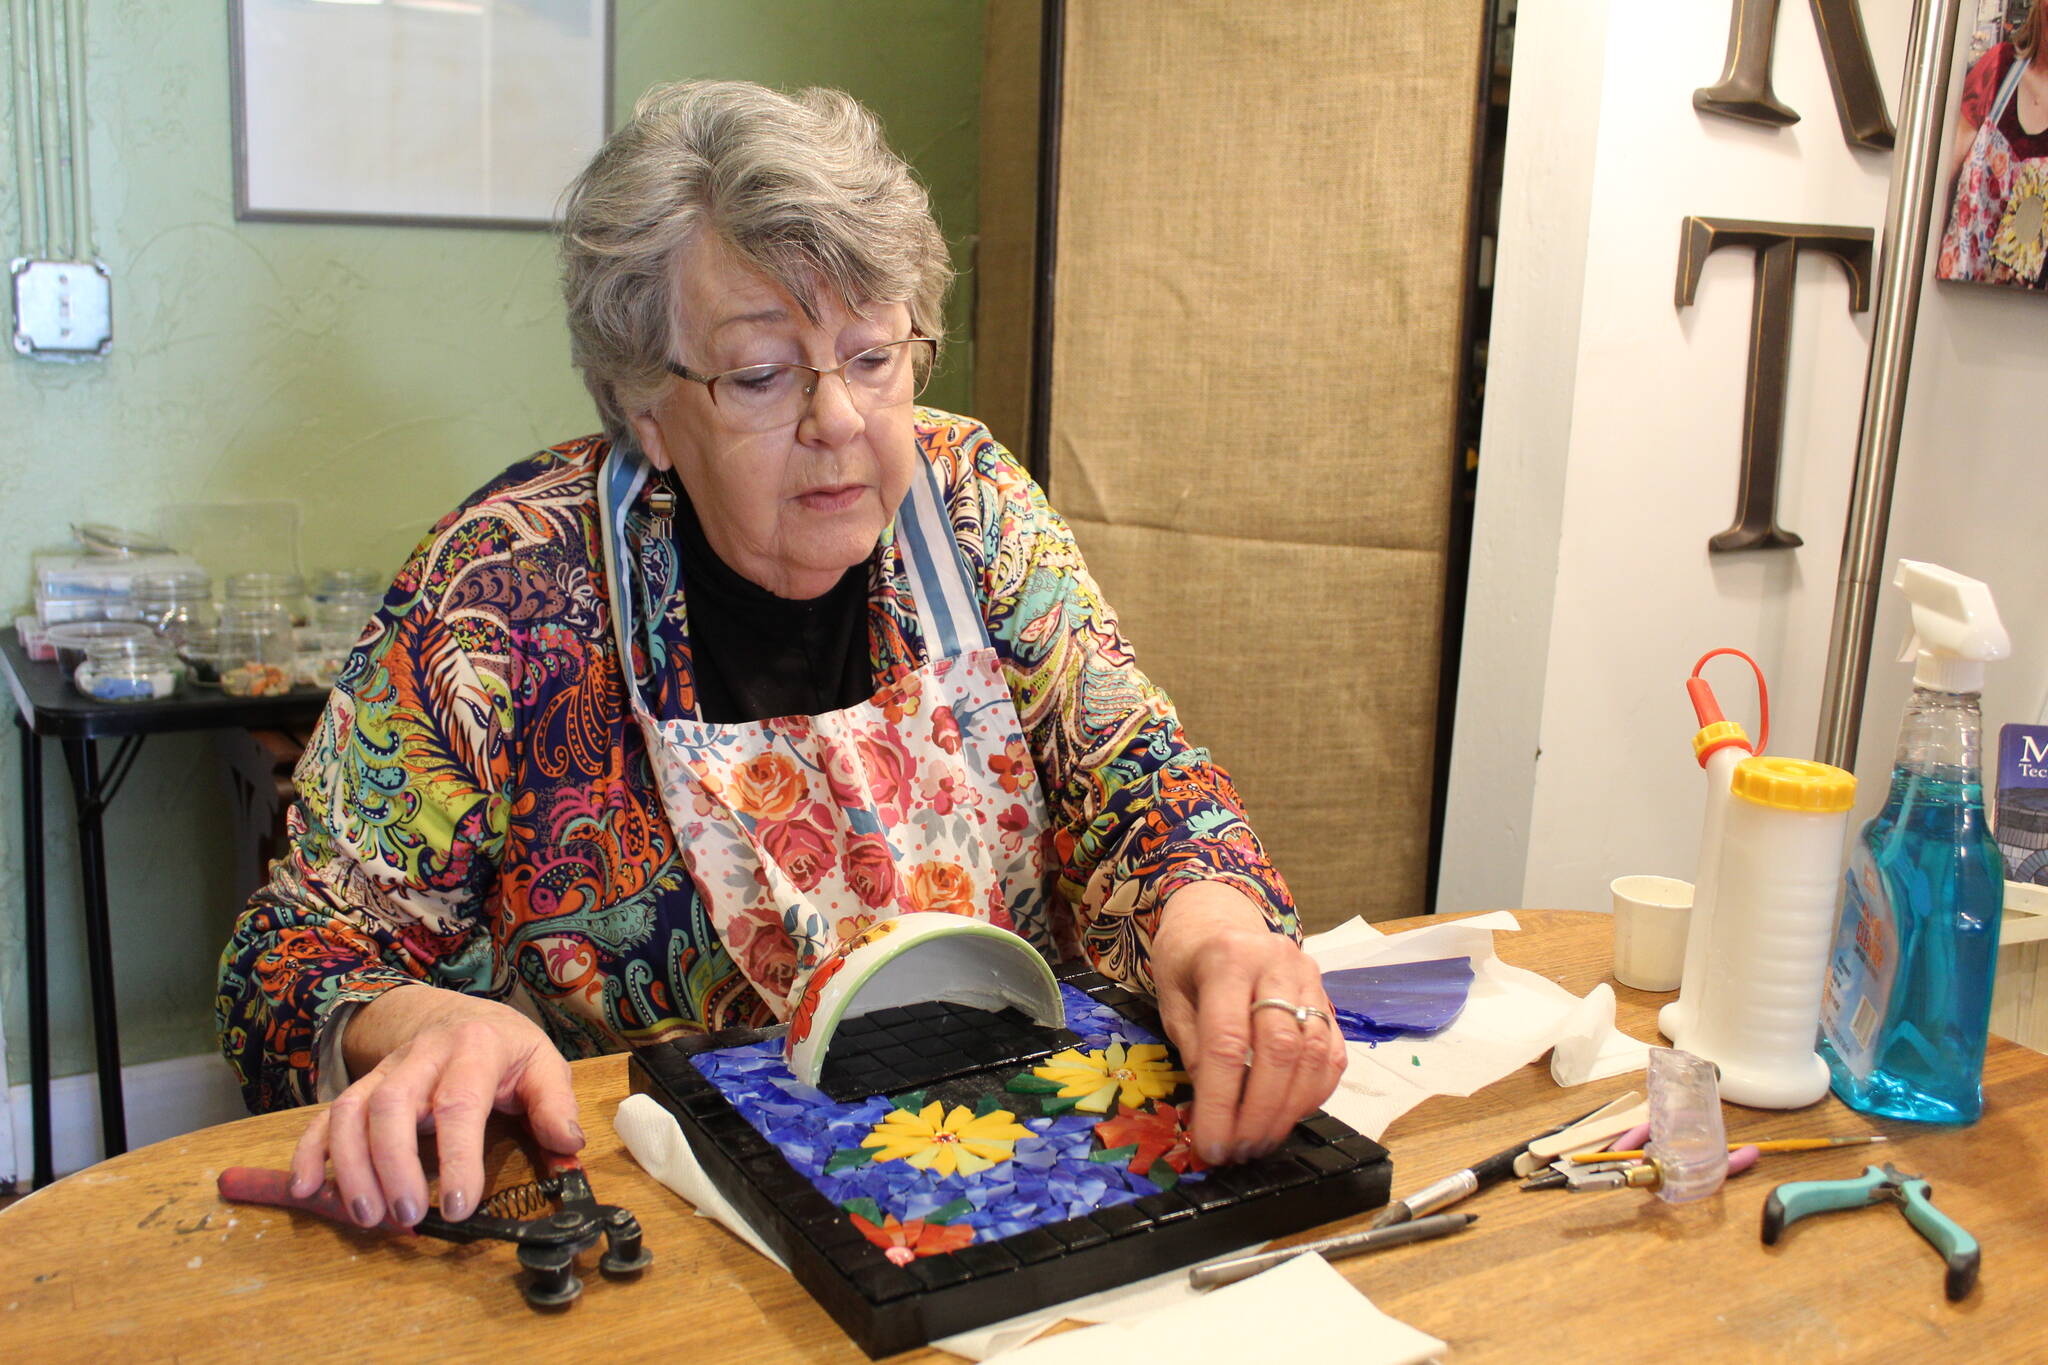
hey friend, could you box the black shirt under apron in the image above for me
[675,494,873,724]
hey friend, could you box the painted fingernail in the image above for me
[288,1173,317,1199]
[392,1196,421,1227]
[568,1123,588,1149]
[350,1196,377,1228]
[1231,1142,1254,1164]
[441,1189,473,1223]
[1199,1139,1230,1166]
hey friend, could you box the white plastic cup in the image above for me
[1611,875,1693,991]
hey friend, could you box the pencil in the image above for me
[1569,1134,1887,1163]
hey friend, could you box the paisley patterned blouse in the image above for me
[215,411,1298,1112]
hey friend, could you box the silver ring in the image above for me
[1251,997,1331,1028]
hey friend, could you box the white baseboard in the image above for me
[4,1052,250,1186]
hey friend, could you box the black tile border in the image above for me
[628,968,1392,1357]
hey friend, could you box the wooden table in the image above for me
[4,910,2045,1362]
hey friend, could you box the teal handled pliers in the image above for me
[1761,1163,1980,1301]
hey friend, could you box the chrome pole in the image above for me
[1815,0,1964,769]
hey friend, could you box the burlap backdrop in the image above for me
[978,2,1484,929]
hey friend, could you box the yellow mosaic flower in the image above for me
[1030,1041,1187,1114]
[860,1102,1034,1177]
[1992,161,2048,284]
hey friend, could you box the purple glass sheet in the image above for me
[1323,956,1475,1043]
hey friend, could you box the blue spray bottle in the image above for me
[1819,561,2011,1123]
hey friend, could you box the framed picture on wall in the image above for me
[1935,0,2048,292]
[230,0,613,230]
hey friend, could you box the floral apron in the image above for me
[1938,55,2048,287]
[599,446,1070,1021]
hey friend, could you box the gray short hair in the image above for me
[559,80,953,442]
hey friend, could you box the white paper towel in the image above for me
[979,1253,1446,1365]
[1547,983,1653,1086]
[1307,911,1588,1138]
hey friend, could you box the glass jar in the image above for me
[176,625,226,687]
[292,626,355,690]
[218,604,296,696]
[73,636,185,703]
[44,620,153,674]
[132,569,217,647]
[224,570,308,628]
[309,567,382,636]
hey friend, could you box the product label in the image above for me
[1820,845,1898,1080]
[1997,723,2048,885]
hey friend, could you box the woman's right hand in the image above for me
[287,985,584,1228]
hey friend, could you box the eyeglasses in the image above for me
[667,337,936,433]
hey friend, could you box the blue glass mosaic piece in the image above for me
[1323,956,1475,1042]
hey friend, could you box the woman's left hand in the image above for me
[1150,882,1346,1166]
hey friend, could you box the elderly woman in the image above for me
[217,80,1341,1231]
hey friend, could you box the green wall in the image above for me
[0,1,984,1091]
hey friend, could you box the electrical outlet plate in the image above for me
[11,258,112,359]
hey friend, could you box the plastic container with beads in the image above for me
[218,604,296,697]
[74,636,185,703]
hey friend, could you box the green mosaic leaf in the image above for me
[890,1089,928,1112]
[974,1093,1005,1117]
[1146,1159,1180,1191]
[824,1145,879,1175]
[840,1196,883,1224]
[1039,1092,1083,1117]
[1091,1142,1140,1166]
[926,1198,973,1225]
[1005,1073,1065,1094]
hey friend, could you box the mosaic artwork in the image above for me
[689,986,1209,1249]
[630,963,1393,1356]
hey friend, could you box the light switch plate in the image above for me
[11,258,113,359]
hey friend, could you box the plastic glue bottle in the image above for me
[1659,649,1858,1106]
[1660,650,1761,1050]
[1820,560,2011,1124]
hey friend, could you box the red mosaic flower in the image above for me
[849,1212,975,1266]
[1092,1101,1207,1177]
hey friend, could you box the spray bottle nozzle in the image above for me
[1894,560,2009,694]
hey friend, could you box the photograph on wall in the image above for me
[1936,0,2048,291]
[231,0,611,229]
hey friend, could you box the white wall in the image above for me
[1442,0,2048,916]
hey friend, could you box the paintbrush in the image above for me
[1569,1134,1888,1163]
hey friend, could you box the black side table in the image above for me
[1,634,327,1186]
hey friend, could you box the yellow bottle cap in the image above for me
[1692,720,1750,764]
[1730,756,1856,813]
